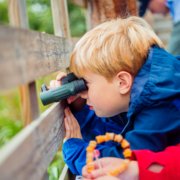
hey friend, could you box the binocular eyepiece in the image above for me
[40,73,87,106]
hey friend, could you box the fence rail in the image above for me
[0,25,71,90]
[0,0,88,179]
[0,101,66,180]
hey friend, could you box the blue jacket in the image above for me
[62,46,180,175]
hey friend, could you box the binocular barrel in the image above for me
[40,75,87,106]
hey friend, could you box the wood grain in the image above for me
[59,165,76,180]
[0,100,67,180]
[0,25,71,90]
[8,0,40,125]
[68,0,87,8]
[51,0,71,42]
[89,0,138,28]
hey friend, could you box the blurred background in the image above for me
[0,0,173,179]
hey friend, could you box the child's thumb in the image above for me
[64,117,71,142]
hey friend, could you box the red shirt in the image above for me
[131,144,180,180]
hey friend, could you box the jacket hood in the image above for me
[127,46,180,120]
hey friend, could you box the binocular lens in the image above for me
[74,79,88,93]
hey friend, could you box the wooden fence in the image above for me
[0,0,89,180]
[0,1,172,180]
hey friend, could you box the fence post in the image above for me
[8,0,39,126]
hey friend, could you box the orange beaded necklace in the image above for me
[86,133,132,176]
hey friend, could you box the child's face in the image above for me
[80,72,129,117]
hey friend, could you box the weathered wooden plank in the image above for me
[8,0,40,125]
[68,0,87,8]
[85,0,91,31]
[0,25,71,90]
[0,100,66,180]
[8,0,29,29]
[59,165,76,180]
[51,0,71,41]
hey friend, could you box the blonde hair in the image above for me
[70,16,164,81]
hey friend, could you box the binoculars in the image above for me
[40,73,88,106]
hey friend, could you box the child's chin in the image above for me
[94,111,111,118]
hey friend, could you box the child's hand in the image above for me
[82,176,118,180]
[64,107,83,142]
[49,72,80,104]
[82,157,139,180]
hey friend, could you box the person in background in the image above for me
[139,0,180,56]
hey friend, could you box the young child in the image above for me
[50,16,180,175]
[82,143,180,180]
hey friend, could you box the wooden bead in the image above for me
[108,133,115,140]
[87,133,131,176]
[86,152,93,159]
[121,162,128,169]
[89,140,97,147]
[86,146,95,152]
[87,162,94,172]
[96,135,106,143]
[114,134,123,143]
[123,148,132,158]
[121,139,130,149]
[124,159,131,164]
[106,133,110,141]
[87,167,94,173]
[86,159,93,163]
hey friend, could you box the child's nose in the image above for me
[80,90,88,99]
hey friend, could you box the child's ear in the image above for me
[117,71,133,95]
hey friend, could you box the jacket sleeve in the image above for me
[62,105,125,175]
[62,138,118,175]
[131,144,180,180]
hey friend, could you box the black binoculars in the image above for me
[40,73,87,106]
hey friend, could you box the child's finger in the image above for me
[64,108,74,137]
[67,108,77,137]
[56,72,67,83]
[55,80,61,87]
[64,117,71,141]
[67,108,81,138]
[82,165,93,179]
[82,176,119,180]
[50,80,56,88]
[71,114,82,138]
[82,164,107,179]
[67,94,80,104]
[90,168,107,179]
[82,160,109,178]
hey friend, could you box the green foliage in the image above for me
[0,88,23,148]
[26,0,54,34]
[26,0,86,36]
[0,0,8,25]
[68,1,86,37]
[47,151,65,180]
